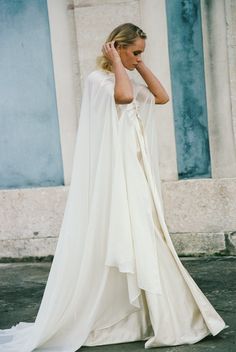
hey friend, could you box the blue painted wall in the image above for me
[165,0,211,179]
[0,0,64,189]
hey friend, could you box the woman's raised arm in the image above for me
[136,62,169,104]
[102,41,133,104]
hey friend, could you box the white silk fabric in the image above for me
[0,70,227,351]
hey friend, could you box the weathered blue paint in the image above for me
[165,0,211,179]
[0,0,64,189]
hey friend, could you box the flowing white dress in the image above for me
[0,69,228,351]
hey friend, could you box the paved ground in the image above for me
[0,256,235,351]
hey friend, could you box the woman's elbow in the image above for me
[115,94,134,105]
[155,95,170,105]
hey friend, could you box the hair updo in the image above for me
[97,23,147,72]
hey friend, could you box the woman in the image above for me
[0,23,228,351]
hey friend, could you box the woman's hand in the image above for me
[102,41,121,66]
[135,60,145,70]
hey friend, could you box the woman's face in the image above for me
[118,37,145,70]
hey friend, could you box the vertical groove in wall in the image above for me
[165,0,211,179]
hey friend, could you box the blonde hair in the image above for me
[97,23,147,72]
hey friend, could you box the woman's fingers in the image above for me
[103,41,115,53]
[102,43,112,57]
[102,41,121,65]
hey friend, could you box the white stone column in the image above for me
[201,0,236,178]
[139,0,178,181]
[73,0,141,86]
[47,0,79,185]
[225,0,236,148]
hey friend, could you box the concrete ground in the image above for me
[0,256,235,351]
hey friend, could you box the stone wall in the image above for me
[1,180,236,259]
[0,0,64,189]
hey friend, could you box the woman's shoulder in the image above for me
[86,69,114,85]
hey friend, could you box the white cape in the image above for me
[0,69,227,351]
